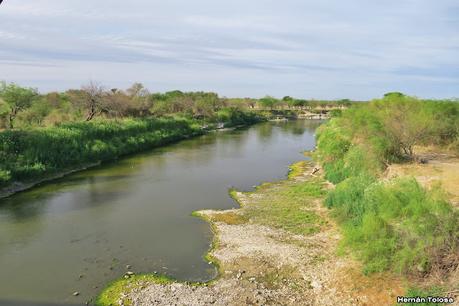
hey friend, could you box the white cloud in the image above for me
[0,0,458,99]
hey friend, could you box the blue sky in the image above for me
[0,0,458,99]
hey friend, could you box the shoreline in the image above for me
[96,160,404,305]
[96,161,312,305]
[0,122,259,200]
[0,162,102,199]
[0,117,328,200]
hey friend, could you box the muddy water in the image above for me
[0,120,322,305]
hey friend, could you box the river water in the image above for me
[0,120,322,305]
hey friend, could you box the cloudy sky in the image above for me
[0,0,458,99]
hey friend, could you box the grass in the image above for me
[95,274,174,306]
[208,211,248,225]
[287,161,309,179]
[0,117,203,186]
[239,162,328,235]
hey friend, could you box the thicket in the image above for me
[315,94,459,275]
[0,118,203,186]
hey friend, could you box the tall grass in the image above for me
[0,117,202,186]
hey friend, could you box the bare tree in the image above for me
[81,81,105,121]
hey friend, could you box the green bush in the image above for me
[317,95,459,276]
[0,169,11,186]
[216,107,265,127]
[331,177,459,274]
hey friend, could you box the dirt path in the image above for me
[386,153,459,207]
[123,163,403,306]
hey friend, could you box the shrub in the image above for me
[317,95,459,276]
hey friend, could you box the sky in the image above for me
[0,0,458,100]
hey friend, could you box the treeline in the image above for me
[0,81,353,130]
[314,93,459,277]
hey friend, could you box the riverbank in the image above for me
[96,161,404,305]
[0,114,265,199]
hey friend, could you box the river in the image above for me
[0,120,322,305]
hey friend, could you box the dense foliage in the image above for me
[0,118,204,186]
[315,94,459,275]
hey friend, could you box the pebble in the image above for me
[73,292,80,296]
[126,265,131,269]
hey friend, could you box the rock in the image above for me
[73,291,80,296]
[126,271,135,276]
[311,280,322,289]
[124,275,130,279]
[126,265,131,269]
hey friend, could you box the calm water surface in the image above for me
[0,120,322,305]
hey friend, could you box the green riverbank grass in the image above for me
[95,274,174,306]
[243,179,327,235]
[0,117,202,187]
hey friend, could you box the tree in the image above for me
[0,82,38,129]
[375,95,434,159]
[259,96,278,110]
[282,96,297,109]
[81,81,105,121]
[126,82,149,99]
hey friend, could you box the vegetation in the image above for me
[240,161,328,235]
[95,274,175,306]
[0,82,39,129]
[0,82,278,188]
[0,118,204,187]
[0,81,357,190]
[314,93,459,276]
[0,81,356,131]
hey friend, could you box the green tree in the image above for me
[259,95,278,110]
[0,82,38,129]
[375,95,434,159]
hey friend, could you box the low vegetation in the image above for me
[315,93,459,280]
[95,274,175,306]
[241,162,328,235]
